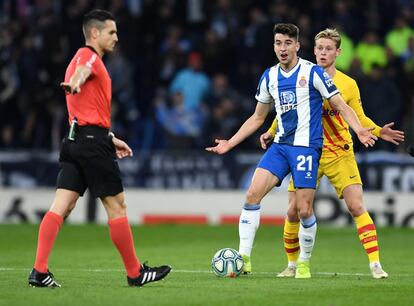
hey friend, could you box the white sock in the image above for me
[298,215,317,262]
[238,204,261,257]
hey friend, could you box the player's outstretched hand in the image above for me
[205,139,232,154]
[380,122,405,145]
[60,82,81,95]
[112,137,133,159]
[260,131,273,150]
[357,127,378,148]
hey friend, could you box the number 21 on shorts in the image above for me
[297,155,312,172]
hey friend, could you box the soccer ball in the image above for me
[211,248,244,277]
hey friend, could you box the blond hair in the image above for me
[314,28,341,48]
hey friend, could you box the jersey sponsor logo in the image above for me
[279,91,297,114]
[279,104,297,113]
[323,71,334,87]
[322,107,340,117]
[279,91,296,104]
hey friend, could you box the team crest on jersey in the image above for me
[299,76,307,87]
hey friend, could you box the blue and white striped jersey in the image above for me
[255,58,339,148]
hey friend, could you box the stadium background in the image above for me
[1,2,414,306]
[0,0,414,227]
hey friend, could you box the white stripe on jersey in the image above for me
[85,54,97,69]
[294,64,311,147]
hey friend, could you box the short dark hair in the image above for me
[273,23,299,41]
[82,9,115,39]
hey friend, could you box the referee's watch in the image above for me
[108,131,115,139]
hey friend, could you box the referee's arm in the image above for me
[60,65,92,95]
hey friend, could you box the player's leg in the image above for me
[101,193,140,278]
[101,193,171,286]
[239,144,287,274]
[329,153,388,279]
[295,188,317,278]
[288,145,321,279]
[342,184,388,279]
[239,167,280,274]
[277,187,300,277]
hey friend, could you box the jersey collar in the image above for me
[85,45,98,54]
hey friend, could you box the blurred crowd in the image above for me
[1,0,413,152]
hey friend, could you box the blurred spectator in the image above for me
[202,96,240,147]
[0,58,20,148]
[199,27,233,76]
[158,25,190,85]
[355,31,387,74]
[332,24,355,72]
[385,16,414,58]
[155,91,206,149]
[360,65,403,151]
[169,52,210,110]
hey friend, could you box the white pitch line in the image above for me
[0,267,410,277]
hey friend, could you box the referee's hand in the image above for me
[112,137,133,159]
[60,82,81,95]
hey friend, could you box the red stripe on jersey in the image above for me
[323,128,344,153]
[285,246,300,253]
[357,224,376,235]
[362,235,377,244]
[335,113,349,131]
[284,238,299,244]
[365,246,379,254]
[323,144,339,156]
[324,115,346,143]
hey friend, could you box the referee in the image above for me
[28,9,171,288]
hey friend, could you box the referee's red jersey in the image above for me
[64,47,112,128]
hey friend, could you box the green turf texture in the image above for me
[0,224,412,306]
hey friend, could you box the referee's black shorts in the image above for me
[56,125,123,198]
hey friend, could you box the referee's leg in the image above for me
[102,192,141,279]
[29,189,79,287]
[101,193,171,286]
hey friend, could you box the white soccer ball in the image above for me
[211,248,244,277]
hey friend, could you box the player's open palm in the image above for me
[205,139,232,154]
[260,131,273,150]
[357,127,378,147]
[380,122,405,145]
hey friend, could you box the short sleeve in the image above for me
[255,68,273,104]
[312,65,339,99]
[75,48,98,74]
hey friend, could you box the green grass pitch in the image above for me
[0,224,413,306]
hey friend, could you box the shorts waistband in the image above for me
[76,125,109,138]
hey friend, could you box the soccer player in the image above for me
[206,23,377,279]
[261,28,404,279]
[28,9,171,288]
